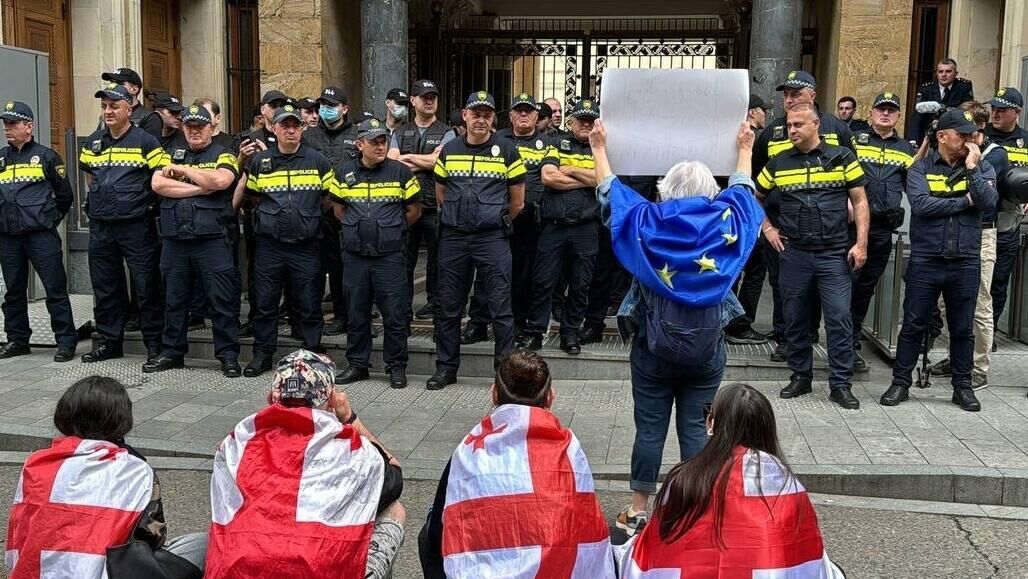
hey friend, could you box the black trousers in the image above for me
[160,236,240,362]
[436,228,514,373]
[343,251,409,371]
[252,237,322,356]
[991,228,1020,331]
[850,223,894,348]
[89,219,163,347]
[727,237,767,333]
[321,216,346,321]
[584,220,626,330]
[406,209,439,312]
[526,221,598,337]
[466,211,541,330]
[766,241,821,339]
[0,229,76,348]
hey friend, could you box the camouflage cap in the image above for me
[271,349,337,408]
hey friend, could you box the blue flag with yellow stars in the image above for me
[609,178,764,307]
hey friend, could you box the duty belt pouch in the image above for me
[887,207,905,230]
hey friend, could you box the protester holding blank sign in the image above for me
[590,118,764,537]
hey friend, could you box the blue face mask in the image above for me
[319,105,341,123]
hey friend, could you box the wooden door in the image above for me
[141,0,181,95]
[2,0,74,154]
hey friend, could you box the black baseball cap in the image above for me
[872,92,901,109]
[465,91,496,110]
[357,118,389,140]
[273,104,303,124]
[990,87,1024,109]
[180,104,213,125]
[536,101,553,119]
[94,82,133,102]
[448,108,465,127]
[568,98,599,119]
[776,70,817,92]
[935,109,979,134]
[101,68,143,87]
[748,94,769,110]
[511,93,537,110]
[387,88,410,105]
[153,92,184,113]
[411,80,439,97]
[295,97,317,111]
[0,101,34,122]
[261,90,289,106]
[317,86,347,106]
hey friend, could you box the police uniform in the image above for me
[153,92,185,149]
[850,93,915,356]
[754,71,854,353]
[430,91,526,388]
[330,119,419,385]
[985,88,1028,336]
[0,102,77,360]
[392,79,450,319]
[243,105,335,376]
[79,83,169,361]
[148,105,241,375]
[882,110,998,412]
[910,76,975,144]
[523,98,600,353]
[302,86,359,335]
[101,68,163,138]
[756,130,866,407]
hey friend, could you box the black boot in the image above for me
[142,355,185,374]
[770,341,787,362]
[578,324,605,345]
[560,333,581,355]
[779,378,812,399]
[243,355,273,378]
[519,334,543,352]
[426,371,457,390]
[81,343,124,363]
[828,387,860,410]
[952,387,981,412]
[388,367,408,389]
[0,342,30,359]
[460,323,489,345]
[221,360,242,378]
[880,383,909,406]
[335,367,370,385]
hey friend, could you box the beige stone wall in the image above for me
[818,0,913,123]
[997,0,1028,89]
[180,0,228,114]
[322,0,362,110]
[259,0,323,99]
[949,0,1003,99]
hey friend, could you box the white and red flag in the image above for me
[442,403,616,579]
[617,447,845,579]
[5,436,153,579]
[205,404,385,579]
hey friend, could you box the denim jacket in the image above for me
[597,173,749,339]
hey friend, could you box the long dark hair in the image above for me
[53,376,134,442]
[653,383,785,543]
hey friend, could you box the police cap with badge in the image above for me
[990,87,1024,110]
[511,93,537,111]
[0,101,34,123]
[776,70,817,92]
[273,104,303,125]
[357,118,389,141]
[873,92,901,110]
[94,82,133,102]
[465,91,496,110]
[567,98,600,120]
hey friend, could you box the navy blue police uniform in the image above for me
[0,101,77,360]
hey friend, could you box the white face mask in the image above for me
[391,104,408,120]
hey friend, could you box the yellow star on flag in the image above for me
[721,207,732,221]
[722,232,738,245]
[695,253,718,273]
[656,263,677,289]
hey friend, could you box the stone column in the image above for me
[180,0,228,110]
[361,0,408,115]
[748,0,802,115]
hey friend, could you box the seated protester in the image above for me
[589,119,764,536]
[5,376,206,579]
[205,349,405,579]
[615,383,845,578]
[419,350,615,579]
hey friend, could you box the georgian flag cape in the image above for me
[442,403,616,579]
[205,404,385,579]
[5,437,153,579]
[616,447,846,579]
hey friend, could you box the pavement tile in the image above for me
[1,397,58,421]
[152,403,222,424]
[130,419,193,439]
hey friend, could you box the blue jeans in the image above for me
[893,255,980,389]
[629,335,725,494]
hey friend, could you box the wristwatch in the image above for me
[344,410,358,425]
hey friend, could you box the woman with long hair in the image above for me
[617,383,844,578]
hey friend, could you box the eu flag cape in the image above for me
[609,178,764,307]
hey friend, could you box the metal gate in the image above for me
[410,17,738,116]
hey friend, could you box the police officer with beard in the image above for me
[148,105,242,377]
[428,91,526,390]
[331,118,421,389]
[0,102,77,362]
[242,104,334,377]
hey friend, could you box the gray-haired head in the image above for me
[656,161,719,202]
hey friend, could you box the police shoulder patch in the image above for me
[857,133,870,145]
[772,126,785,140]
[29,155,40,165]
[172,149,186,161]
[344,171,357,186]
[259,157,272,172]
[55,165,66,178]
[560,139,571,151]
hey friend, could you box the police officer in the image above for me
[849,92,915,371]
[521,98,600,354]
[389,80,454,321]
[462,93,548,344]
[755,71,853,362]
[428,91,526,390]
[153,92,185,149]
[303,86,358,336]
[100,68,163,138]
[911,58,975,144]
[881,109,998,412]
[0,102,76,361]
[986,87,1028,347]
[384,88,409,134]
[79,83,168,363]
[242,104,334,377]
[756,102,870,410]
[295,97,320,128]
[330,118,421,388]
[148,105,242,377]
